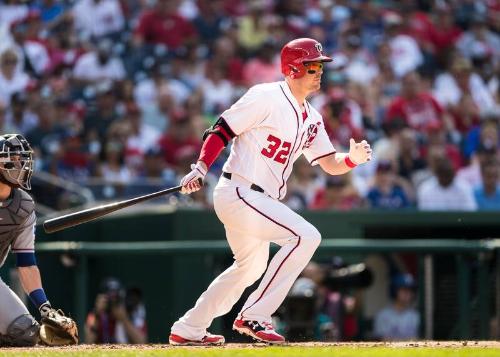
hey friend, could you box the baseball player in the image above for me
[169,38,372,345]
[0,134,78,347]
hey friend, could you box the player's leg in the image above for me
[170,233,268,343]
[227,187,321,342]
[170,183,271,344]
[0,277,40,347]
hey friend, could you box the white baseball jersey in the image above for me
[221,81,336,199]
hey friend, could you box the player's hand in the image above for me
[180,162,207,194]
[348,138,372,165]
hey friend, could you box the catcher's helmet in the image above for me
[280,38,332,79]
[0,134,34,190]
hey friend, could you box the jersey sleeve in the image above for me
[11,211,36,253]
[303,121,336,166]
[219,86,270,135]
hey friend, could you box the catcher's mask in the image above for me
[0,133,34,190]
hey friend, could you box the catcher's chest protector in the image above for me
[0,189,35,267]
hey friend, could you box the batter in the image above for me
[170,38,372,345]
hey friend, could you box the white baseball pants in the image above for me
[171,174,321,340]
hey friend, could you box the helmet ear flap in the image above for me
[289,64,300,79]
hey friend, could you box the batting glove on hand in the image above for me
[348,138,372,165]
[180,162,207,194]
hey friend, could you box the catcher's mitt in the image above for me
[39,307,79,346]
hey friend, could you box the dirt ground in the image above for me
[3,341,500,351]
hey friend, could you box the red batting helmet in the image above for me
[281,38,332,79]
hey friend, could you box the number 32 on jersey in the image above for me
[261,134,291,164]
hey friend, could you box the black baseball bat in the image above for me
[43,180,200,233]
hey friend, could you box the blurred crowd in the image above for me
[0,0,499,211]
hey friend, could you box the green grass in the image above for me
[1,347,499,357]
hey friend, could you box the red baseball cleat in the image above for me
[169,332,225,346]
[233,318,285,344]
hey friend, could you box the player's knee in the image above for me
[3,314,40,347]
[301,225,321,249]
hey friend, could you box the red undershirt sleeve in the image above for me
[198,133,226,169]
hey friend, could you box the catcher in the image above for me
[0,134,78,347]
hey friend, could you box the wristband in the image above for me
[29,288,49,309]
[345,155,357,168]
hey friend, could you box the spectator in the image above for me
[0,1,29,29]
[206,36,244,86]
[134,60,190,112]
[421,121,463,171]
[31,0,66,24]
[96,139,133,195]
[72,38,125,85]
[395,128,427,185]
[310,174,363,211]
[332,26,379,85]
[462,115,500,161]
[25,99,66,162]
[474,159,500,211]
[366,160,412,210]
[458,141,498,188]
[373,273,419,341]
[242,41,281,87]
[49,134,96,183]
[126,146,177,197]
[72,0,125,40]
[322,87,364,149]
[237,0,270,55]
[192,0,226,46]
[9,10,52,77]
[200,63,234,115]
[157,112,201,170]
[433,57,495,132]
[385,71,447,132]
[285,156,324,210]
[82,82,121,143]
[133,0,196,50]
[0,49,29,105]
[383,11,423,78]
[123,104,161,171]
[428,5,462,60]
[85,277,147,344]
[371,41,401,114]
[456,14,500,64]
[3,92,38,134]
[417,157,477,211]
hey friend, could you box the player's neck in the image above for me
[286,78,307,109]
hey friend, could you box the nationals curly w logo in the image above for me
[315,43,323,54]
[303,124,319,148]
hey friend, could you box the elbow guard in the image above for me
[202,117,236,146]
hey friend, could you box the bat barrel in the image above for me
[43,184,185,233]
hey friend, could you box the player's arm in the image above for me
[317,138,372,175]
[180,117,236,194]
[15,212,79,345]
[12,212,52,312]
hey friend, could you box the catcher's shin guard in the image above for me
[0,314,40,347]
